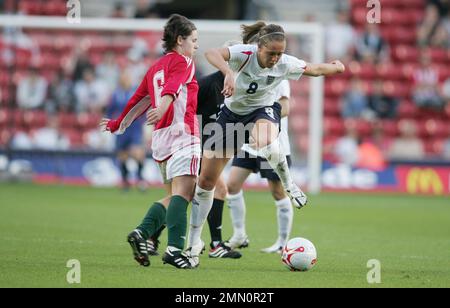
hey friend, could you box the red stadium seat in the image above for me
[323,116,345,137]
[379,120,399,137]
[393,45,420,63]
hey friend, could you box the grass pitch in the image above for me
[0,183,449,288]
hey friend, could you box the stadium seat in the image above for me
[23,110,47,129]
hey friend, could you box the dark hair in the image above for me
[162,14,197,53]
[241,21,285,47]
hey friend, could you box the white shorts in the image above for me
[158,144,201,184]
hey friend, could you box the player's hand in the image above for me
[100,118,120,133]
[331,60,345,73]
[146,107,163,125]
[222,71,235,98]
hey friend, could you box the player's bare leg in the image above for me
[246,119,307,208]
[187,153,230,265]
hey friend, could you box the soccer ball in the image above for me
[281,237,317,271]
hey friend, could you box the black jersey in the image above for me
[196,71,224,128]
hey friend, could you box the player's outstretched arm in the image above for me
[205,47,235,97]
[304,60,345,77]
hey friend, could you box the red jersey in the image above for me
[107,52,200,161]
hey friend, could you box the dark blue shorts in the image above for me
[116,128,143,152]
[232,154,292,181]
[202,102,282,155]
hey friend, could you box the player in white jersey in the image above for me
[227,79,294,254]
[186,21,345,264]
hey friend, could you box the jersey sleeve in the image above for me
[160,56,190,99]
[284,55,307,80]
[106,77,151,134]
[227,44,256,72]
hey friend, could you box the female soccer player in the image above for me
[187,21,345,264]
[101,14,199,269]
[227,79,294,254]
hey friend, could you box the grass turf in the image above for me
[0,183,449,288]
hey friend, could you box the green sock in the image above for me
[166,195,189,250]
[137,202,166,239]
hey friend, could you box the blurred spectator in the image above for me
[74,69,110,113]
[16,67,48,110]
[10,131,33,150]
[388,120,425,160]
[368,80,399,119]
[134,0,161,18]
[134,0,150,18]
[355,23,389,64]
[106,73,147,190]
[412,50,444,110]
[334,124,359,166]
[443,138,450,159]
[70,48,94,82]
[442,77,450,104]
[125,52,148,87]
[84,129,116,152]
[356,127,387,171]
[46,69,75,113]
[326,10,355,62]
[418,0,450,47]
[32,115,70,151]
[96,51,120,92]
[111,2,127,18]
[341,78,369,119]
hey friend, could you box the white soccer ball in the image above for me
[281,237,317,271]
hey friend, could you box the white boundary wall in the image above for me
[0,16,325,193]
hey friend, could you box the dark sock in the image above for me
[137,161,144,181]
[137,202,166,239]
[120,161,128,184]
[150,225,166,241]
[207,198,224,246]
[166,195,189,250]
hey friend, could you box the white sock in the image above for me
[257,138,293,190]
[275,197,293,247]
[227,190,247,240]
[187,185,214,248]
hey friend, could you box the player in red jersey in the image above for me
[101,14,199,269]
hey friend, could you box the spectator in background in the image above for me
[46,69,75,113]
[412,50,444,110]
[125,51,148,87]
[326,10,355,62]
[442,77,450,104]
[111,2,127,18]
[83,129,116,152]
[355,23,389,64]
[334,124,359,166]
[356,127,387,171]
[341,78,369,119]
[443,138,450,159]
[368,79,399,119]
[388,120,425,160]
[16,67,48,110]
[418,0,450,47]
[70,47,94,82]
[32,114,70,151]
[96,51,120,93]
[106,72,147,191]
[74,68,110,113]
[134,0,163,18]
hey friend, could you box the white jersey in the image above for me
[226,44,306,115]
[274,80,291,156]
